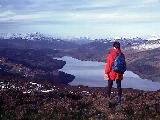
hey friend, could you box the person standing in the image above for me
[104,41,126,103]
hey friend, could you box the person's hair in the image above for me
[113,41,120,49]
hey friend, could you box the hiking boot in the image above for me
[117,95,121,103]
[106,97,112,108]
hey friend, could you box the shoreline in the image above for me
[56,56,160,91]
[60,55,160,83]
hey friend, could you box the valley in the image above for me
[0,33,160,83]
[0,33,159,119]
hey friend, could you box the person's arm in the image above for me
[105,50,116,74]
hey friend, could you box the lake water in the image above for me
[57,56,160,91]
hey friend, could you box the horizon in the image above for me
[0,0,160,38]
[1,32,160,40]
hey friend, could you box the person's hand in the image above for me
[104,74,109,80]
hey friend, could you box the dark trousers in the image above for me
[107,80,122,98]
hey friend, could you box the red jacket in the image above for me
[105,48,123,80]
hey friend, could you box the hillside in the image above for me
[0,48,75,85]
[0,33,160,82]
[0,36,159,119]
[0,76,159,120]
[124,48,160,82]
[61,39,160,82]
[0,33,79,50]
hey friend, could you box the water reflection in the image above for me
[58,56,160,91]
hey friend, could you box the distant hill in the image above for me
[0,48,75,84]
[63,38,160,82]
[124,48,160,82]
[0,33,160,82]
[0,32,79,50]
[0,33,159,120]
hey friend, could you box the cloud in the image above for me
[0,8,160,25]
[0,10,16,17]
[0,10,76,24]
[142,0,160,4]
[0,11,48,22]
[0,0,160,37]
[0,0,160,24]
[10,12,51,21]
[0,0,90,12]
[68,12,160,24]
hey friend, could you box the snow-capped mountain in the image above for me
[0,32,80,50]
[0,32,57,41]
[94,37,160,51]
[131,40,160,51]
[143,35,160,41]
[0,32,160,51]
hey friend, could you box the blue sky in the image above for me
[0,0,160,38]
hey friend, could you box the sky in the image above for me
[0,0,160,38]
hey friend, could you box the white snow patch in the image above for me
[23,91,31,94]
[29,82,42,88]
[132,43,160,51]
[82,91,90,94]
[41,89,54,93]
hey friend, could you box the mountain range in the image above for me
[0,32,160,119]
[0,32,160,82]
